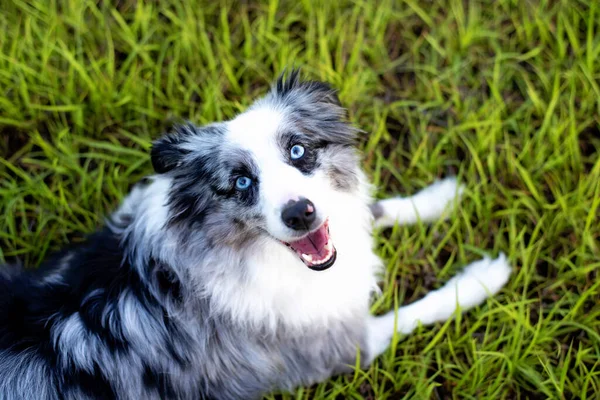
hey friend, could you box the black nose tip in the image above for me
[281,198,316,231]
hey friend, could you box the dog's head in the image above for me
[151,71,362,271]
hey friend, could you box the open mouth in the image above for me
[282,220,337,271]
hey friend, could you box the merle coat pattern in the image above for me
[0,71,512,400]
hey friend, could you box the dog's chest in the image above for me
[229,236,381,330]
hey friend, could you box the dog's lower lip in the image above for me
[281,220,336,270]
[304,247,336,271]
[299,239,335,269]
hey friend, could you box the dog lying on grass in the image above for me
[0,71,511,399]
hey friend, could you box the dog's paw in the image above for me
[440,253,512,310]
[408,177,465,223]
[462,253,512,295]
[418,177,465,208]
[372,177,465,228]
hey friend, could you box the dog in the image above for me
[0,71,512,399]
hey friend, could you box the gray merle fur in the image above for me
[0,71,369,400]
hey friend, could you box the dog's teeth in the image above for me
[301,253,313,263]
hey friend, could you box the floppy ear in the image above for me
[151,133,188,174]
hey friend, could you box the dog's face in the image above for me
[151,72,361,271]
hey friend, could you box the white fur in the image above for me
[0,78,513,400]
[126,106,510,358]
[205,178,382,331]
[119,107,381,333]
[227,106,331,241]
[374,177,464,228]
[366,254,511,359]
[202,106,383,330]
[111,176,183,270]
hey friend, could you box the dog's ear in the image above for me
[151,135,183,174]
[274,69,342,107]
[151,125,195,174]
[307,81,342,107]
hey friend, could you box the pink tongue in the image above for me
[288,224,328,256]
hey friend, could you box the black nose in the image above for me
[281,198,316,231]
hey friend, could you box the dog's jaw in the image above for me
[281,220,337,271]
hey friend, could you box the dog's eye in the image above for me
[235,176,252,190]
[290,144,305,160]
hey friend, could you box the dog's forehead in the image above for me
[225,105,285,155]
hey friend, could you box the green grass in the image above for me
[1,0,599,398]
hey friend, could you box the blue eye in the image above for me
[290,144,305,160]
[235,176,252,190]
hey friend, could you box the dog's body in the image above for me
[0,73,511,400]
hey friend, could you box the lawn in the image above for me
[1,0,599,398]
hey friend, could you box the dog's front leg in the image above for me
[365,254,512,362]
[371,177,464,228]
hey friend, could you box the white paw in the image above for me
[373,177,465,228]
[462,253,512,296]
[441,253,512,310]
[415,177,465,221]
